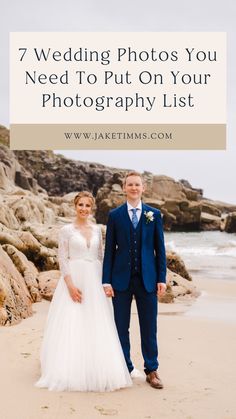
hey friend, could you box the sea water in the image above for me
[165,231,236,322]
[165,231,236,281]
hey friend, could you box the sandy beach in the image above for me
[1,277,236,419]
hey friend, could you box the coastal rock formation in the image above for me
[14,149,114,197]
[166,252,192,281]
[95,174,125,224]
[179,179,203,199]
[200,201,221,217]
[2,244,41,302]
[200,212,221,231]
[148,175,202,201]
[203,199,236,214]
[0,130,44,195]
[0,197,20,229]
[38,270,61,301]
[0,125,9,146]
[223,212,236,233]
[159,269,199,303]
[162,199,201,231]
[0,222,58,271]
[0,245,32,326]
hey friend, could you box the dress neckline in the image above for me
[72,223,95,249]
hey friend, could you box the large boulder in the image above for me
[179,179,203,199]
[95,173,125,224]
[162,199,201,231]
[166,252,192,281]
[0,197,20,229]
[0,223,58,271]
[159,269,199,303]
[0,245,32,325]
[0,130,44,194]
[200,201,221,217]
[202,199,236,214]
[147,175,190,201]
[224,212,236,233]
[0,125,9,146]
[15,149,115,196]
[200,212,221,231]
[38,270,60,300]
[23,224,60,249]
[8,194,56,224]
[2,244,41,302]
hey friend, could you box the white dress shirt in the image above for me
[127,201,142,222]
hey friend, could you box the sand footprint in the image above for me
[95,406,118,416]
[20,352,31,358]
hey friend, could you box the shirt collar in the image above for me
[127,201,142,211]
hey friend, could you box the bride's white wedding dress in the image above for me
[35,223,132,392]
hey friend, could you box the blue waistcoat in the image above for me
[130,219,142,276]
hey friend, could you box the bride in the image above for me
[35,191,132,392]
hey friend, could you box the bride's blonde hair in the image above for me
[74,191,96,211]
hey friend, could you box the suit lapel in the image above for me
[119,203,131,245]
[141,203,149,244]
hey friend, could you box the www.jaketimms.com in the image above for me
[63,131,173,141]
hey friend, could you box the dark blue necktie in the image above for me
[131,208,139,229]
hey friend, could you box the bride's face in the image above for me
[75,197,92,220]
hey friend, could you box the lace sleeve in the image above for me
[58,226,70,277]
[98,225,104,263]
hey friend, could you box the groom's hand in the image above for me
[103,285,114,298]
[157,282,167,297]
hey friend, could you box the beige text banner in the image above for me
[10,124,226,150]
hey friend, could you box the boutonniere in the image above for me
[144,211,154,224]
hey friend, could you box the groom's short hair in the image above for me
[123,171,144,185]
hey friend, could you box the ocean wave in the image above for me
[217,240,236,249]
[166,240,236,257]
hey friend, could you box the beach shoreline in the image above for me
[1,277,236,419]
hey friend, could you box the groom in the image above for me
[102,171,166,389]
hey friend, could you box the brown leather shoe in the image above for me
[146,371,164,389]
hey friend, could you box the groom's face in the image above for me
[123,175,145,202]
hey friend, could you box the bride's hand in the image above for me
[67,284,82,303]
[64,275,82,302]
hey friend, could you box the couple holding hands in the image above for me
[36,171,167,392]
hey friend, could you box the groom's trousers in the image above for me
[112,274,158,374]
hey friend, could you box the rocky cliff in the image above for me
[12,145,236,232]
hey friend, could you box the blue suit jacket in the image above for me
[102,203,166,292]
